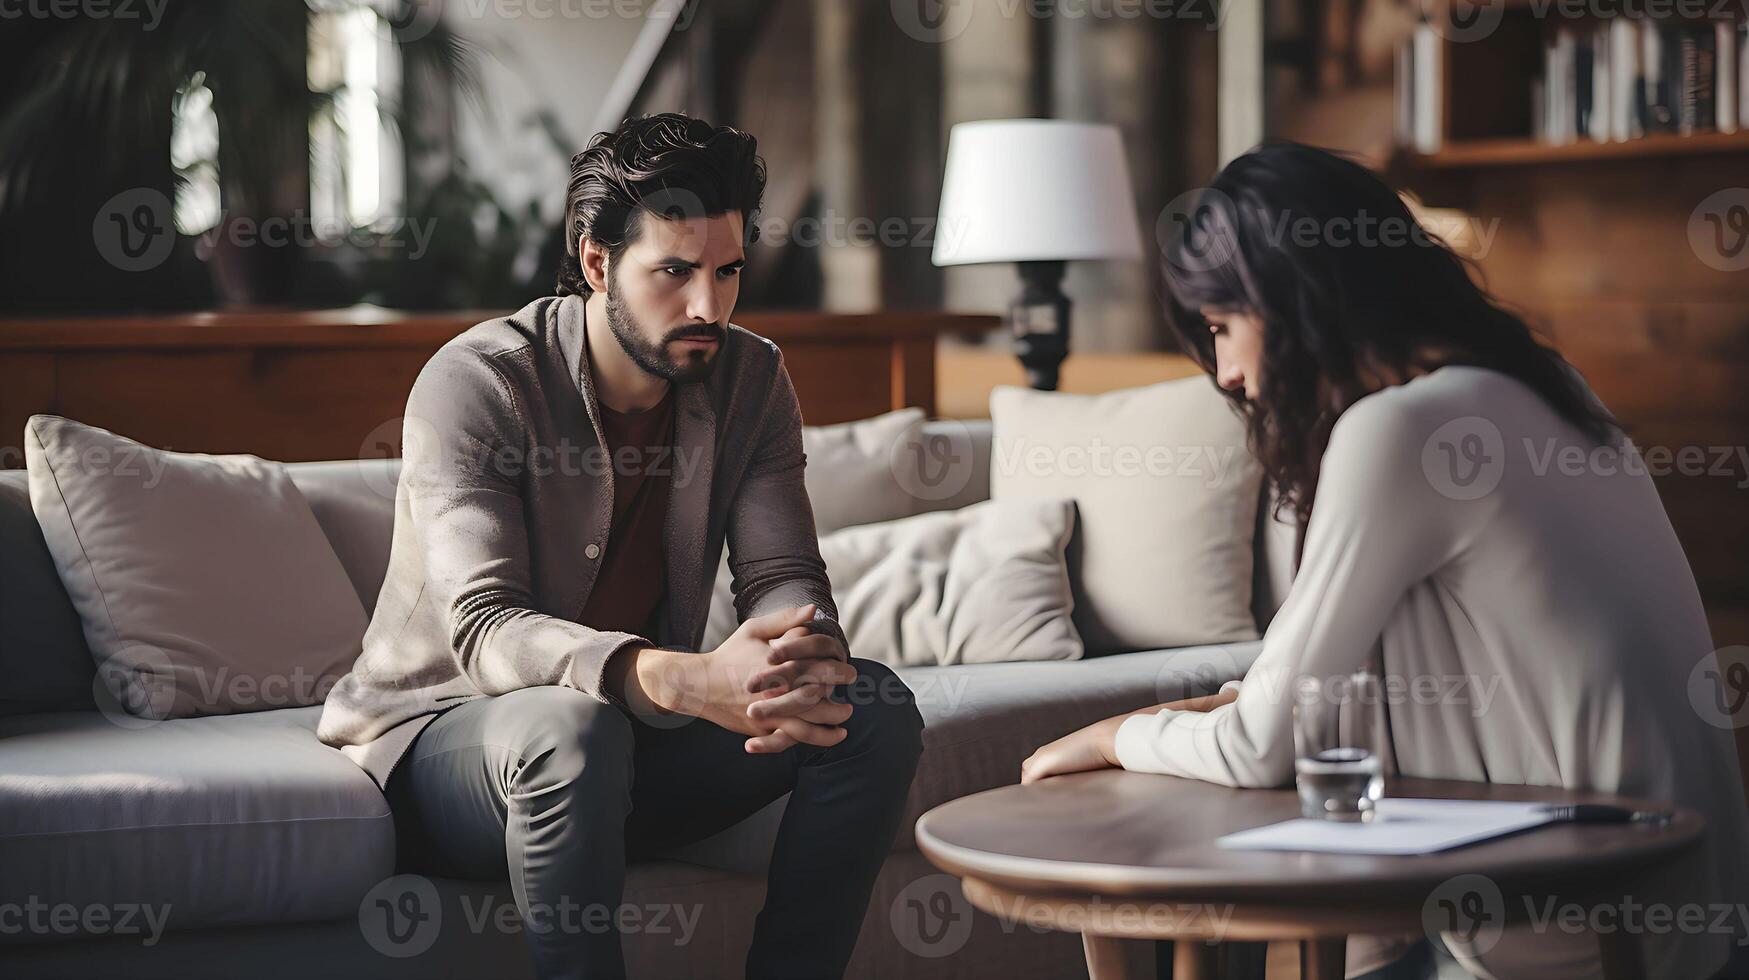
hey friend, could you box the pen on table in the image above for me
[1536,804,1672,826]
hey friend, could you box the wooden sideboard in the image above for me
[0,307,996,466]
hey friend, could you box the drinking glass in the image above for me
[1293,671,1385,822]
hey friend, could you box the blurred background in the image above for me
[1,0,1746,639]
[0,0,1222,339]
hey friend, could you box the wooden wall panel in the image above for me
[49,348,434,462]
[0,352,53,469]
[0,309,995,466]
[1452,159,1749,608]
[782,343,902,428]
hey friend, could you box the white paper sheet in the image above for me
[1216,798,1559,855]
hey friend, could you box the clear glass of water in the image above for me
[1293,672,1385,822]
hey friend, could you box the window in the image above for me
[171,71,220,236]
[309,2,404,231]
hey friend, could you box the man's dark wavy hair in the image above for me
[556,112,766,297]
[1159,141,1619,528]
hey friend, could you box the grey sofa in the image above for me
[0,419,1293,979]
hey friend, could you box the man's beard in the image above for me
[604,274,723,384]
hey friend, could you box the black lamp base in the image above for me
[1009,260,1071,390]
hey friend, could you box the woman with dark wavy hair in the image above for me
[1021,142,1749,979]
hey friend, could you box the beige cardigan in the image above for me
[317,295,845,788]
[1116,366,1749,978]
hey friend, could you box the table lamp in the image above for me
[931,119,1144,390]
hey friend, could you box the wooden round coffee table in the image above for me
[915,770,1704,980]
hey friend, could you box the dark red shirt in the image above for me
[579,387,675,639]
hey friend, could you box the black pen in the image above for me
[1536,804,1672,826]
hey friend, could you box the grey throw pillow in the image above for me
[25,416,368,719]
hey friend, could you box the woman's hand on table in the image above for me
[1018,685,1242,785]
[1020,716,1127,784]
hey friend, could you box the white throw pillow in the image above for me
[704,498,1082,667]
[24,416,368,719]
[801,407,927,534]
[990,378,1263,653]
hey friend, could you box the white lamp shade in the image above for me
[931,119,1144,267]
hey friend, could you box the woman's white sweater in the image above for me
[1115,365,1749,979]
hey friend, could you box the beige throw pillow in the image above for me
[990,378,1262,653]
[705,498,1081,667]
[25,416,368,719]
[801,407,927,534]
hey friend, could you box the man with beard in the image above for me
[318,113,924,980]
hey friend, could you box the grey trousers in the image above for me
[384,657,925,980]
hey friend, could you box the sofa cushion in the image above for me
[817,498,1083,667]
[704,498,1083,667]
[801,408,928,533]
[661,641,1263,871]
[912,418,993,516]
[0,470,94,717]
[25,416,369,719]
[991,379,1264,653]
[0,705,395,941]
[287,459,401,615]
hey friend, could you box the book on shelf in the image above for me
[1678,24,1716,134]
[1720,19,1740,133]
[1740,20,1749,130]
[1610,17,1642,141]
[1392,19,1444,153]
[1412,19,1442,153]
[1620,17,1738,139]
[1395,14,1748,152]
[1643,16,1672,132]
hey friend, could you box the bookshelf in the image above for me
[1398,128,1749,169]
[1392,3,1749,175]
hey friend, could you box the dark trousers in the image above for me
[384,657,924,980]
